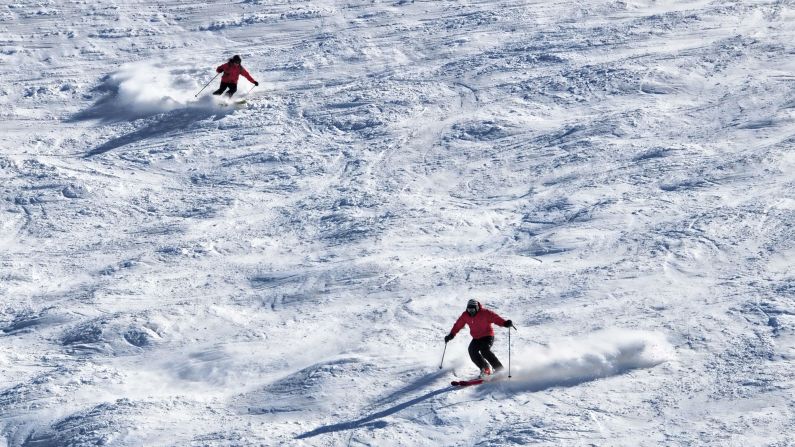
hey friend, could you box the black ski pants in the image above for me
[468,336,503,371]
[213,82,238,97]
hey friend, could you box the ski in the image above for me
[451,373,508,387]
[451,378,485,387]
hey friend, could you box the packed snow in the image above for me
[1,0,793,446]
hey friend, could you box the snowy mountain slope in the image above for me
[1,0,793,445]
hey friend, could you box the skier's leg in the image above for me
[480,336,503,371]
[212,82,229,96]
[225,83,238,97]
[468,338,489,370]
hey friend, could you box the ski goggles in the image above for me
[466,305,478,315]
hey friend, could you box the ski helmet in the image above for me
[231,55,242,64]
[466,299,480,316]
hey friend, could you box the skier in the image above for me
[213,55,258,98]
[445,299,513,378]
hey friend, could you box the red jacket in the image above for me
[216,63,256,84]
[450,305,507,339]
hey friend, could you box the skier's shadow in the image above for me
[81,107,223,158]
[295,371,454,440]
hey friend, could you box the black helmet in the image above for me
[466,299,480,316]
[231,55,242,64]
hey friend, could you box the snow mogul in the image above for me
[213,55,258,97]
[445,299,513,378]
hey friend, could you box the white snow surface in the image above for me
[1,0,794,445]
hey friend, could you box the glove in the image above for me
[254,81,259,86]
[504,320,513,328]
[444,334,454,343]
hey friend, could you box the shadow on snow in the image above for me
[82,108,225,158]
[295,386,453,439]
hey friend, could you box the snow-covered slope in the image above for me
[1,0,793,445]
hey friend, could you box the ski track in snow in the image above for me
[1,0,794,446]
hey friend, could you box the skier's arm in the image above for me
[449,313,467,338]
[486,309,508,327]
[216,63,227,73]
[241,67,257,84]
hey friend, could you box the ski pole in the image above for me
[194,72,220,97]
[508,324,516,379]
[508,326,511,378]
[246,85,257,95]
[439,342,448,370]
